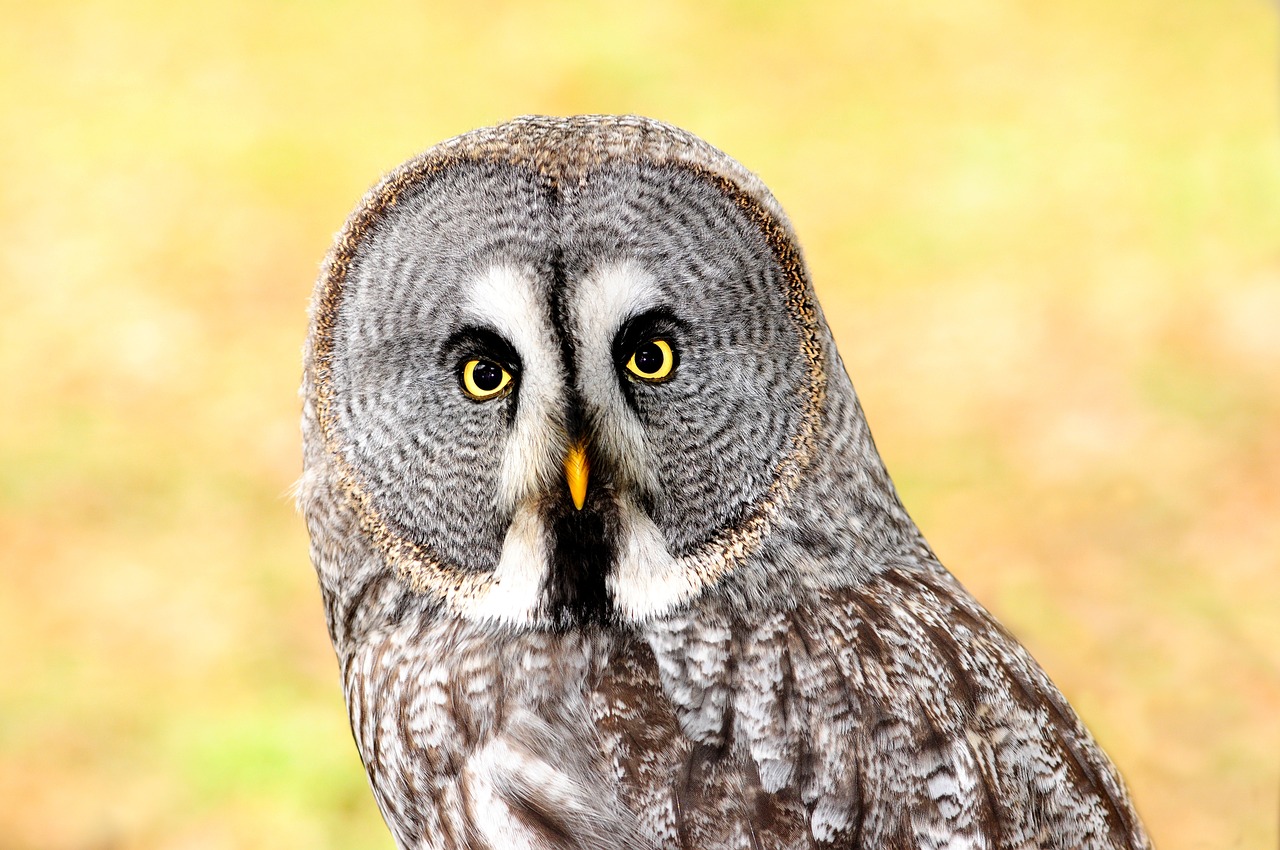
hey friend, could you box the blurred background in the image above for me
[1,1,1277,848]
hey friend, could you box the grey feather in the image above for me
[300,114,1151,850]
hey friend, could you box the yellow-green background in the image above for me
[2,1,1277,848]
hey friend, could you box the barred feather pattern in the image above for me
[301,115,1151,850]
[325,555,1149,850]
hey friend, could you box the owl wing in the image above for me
[622,567,1149,850]
[346,623,660,850]
[453,707,661,850]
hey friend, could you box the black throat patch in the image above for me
[545,509,615,630]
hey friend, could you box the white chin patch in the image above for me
[608,496,699,621]
[468,503,549,626]
[466,497,696,626]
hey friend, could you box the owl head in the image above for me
[301,115,914,635]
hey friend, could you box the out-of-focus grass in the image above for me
[1,1,1276,848]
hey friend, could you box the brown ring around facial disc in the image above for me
[307,116,827,615]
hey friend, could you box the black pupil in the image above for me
[472,361,504,392]
[634,342,664,374]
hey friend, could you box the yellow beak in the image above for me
[564,443,590,510]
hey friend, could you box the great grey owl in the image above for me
[299,115,1150,850]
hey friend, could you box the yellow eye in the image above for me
[625,339,675,382]
[461,359,513,400]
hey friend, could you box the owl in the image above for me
[299,115,1151,850]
